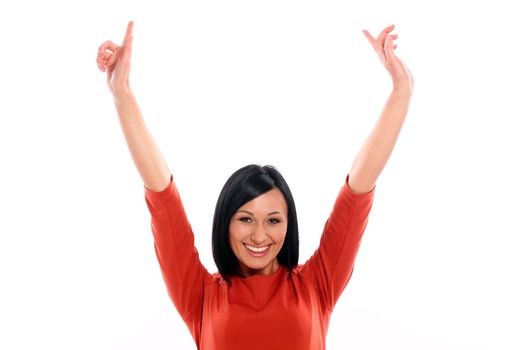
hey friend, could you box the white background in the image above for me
[1,0,524,349]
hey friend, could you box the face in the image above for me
[229,187,288,278]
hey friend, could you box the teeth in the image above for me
[245,244,270,253]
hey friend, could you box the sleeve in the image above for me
[301,173,375,312]
[144,174,213,345]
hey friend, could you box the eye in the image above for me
[239,217,280,224]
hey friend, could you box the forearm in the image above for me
[113,89,171,192]
[348,86,412,194]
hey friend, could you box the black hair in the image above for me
[212,164,299,281]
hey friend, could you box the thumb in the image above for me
[362,29,375,47]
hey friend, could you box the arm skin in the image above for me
[97,21,171,192]
[348,24,414,194]
[114,79,411,195]
[113,89,172,192]
[347,85,412,194]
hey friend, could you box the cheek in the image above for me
[272,224,288,245]
[229,221,249,241]
[228,223,250,257]
[277,231,287,245]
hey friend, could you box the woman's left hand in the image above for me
[363,24,414,92]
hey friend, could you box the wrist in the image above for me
[391,81,413,97]
[392,76,413,93]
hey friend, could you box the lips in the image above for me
[243,243,271,257]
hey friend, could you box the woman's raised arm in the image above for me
[97,23,213,342]
[347,24,414,194]
[96,20,171,192]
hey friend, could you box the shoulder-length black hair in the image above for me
[212,164,299,281]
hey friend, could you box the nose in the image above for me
[250,223,268,245]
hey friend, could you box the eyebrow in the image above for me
[237,210,282,216]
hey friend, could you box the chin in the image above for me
[242,258,269,269]
[238,253,267,267]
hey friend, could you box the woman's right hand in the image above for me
[96,20,134,96]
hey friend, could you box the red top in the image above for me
[144,173,375,350]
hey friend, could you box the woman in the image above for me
[96,21,413,349]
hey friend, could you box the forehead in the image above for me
[238,188,287,212]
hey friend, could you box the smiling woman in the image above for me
[99,19,412,350]
[228,188,288,277]
[144,163,375,349]
[213,164,298,281]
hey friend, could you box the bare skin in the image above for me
[362,24,414,90]
[96,21,172,192]
[95,22,414,277]
[228,188,289,277]
[95,21,414,194]
[348,24,414,194]
[97,20,134,95]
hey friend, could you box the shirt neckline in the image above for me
[232,264,285,280]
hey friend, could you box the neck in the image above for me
[237,259,280,278]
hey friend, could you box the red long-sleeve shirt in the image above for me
[144,173,375,349]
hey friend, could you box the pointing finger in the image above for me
[121,34,133,61]
[122,20,134,46]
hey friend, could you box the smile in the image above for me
[243,243,271,257]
